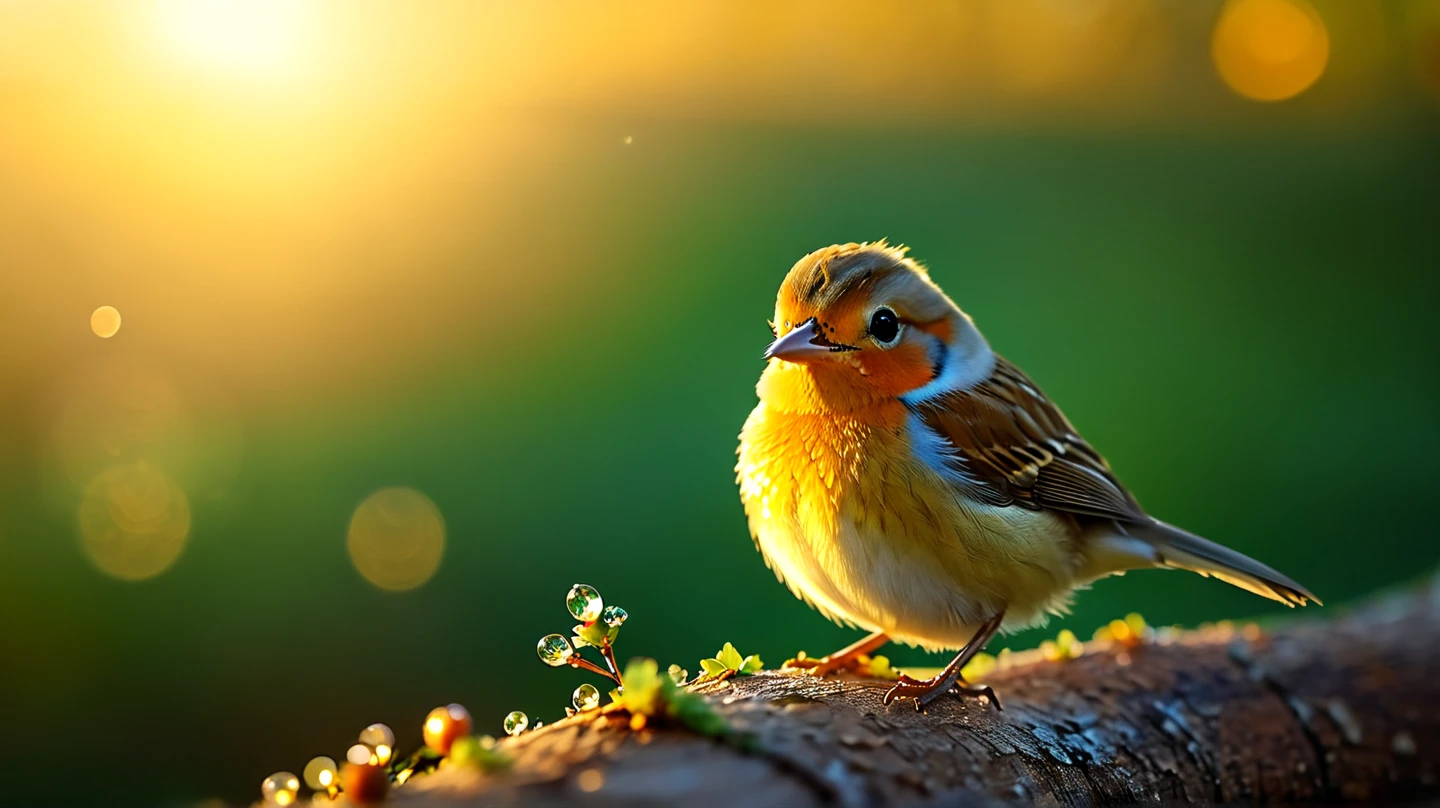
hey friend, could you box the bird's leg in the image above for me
[783,631,889,677]
[883,613,1004,711]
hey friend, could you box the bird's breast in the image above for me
[737,399,1081,648]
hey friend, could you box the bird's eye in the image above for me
[868,308,900,344]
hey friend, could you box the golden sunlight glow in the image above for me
[1213,0,1329,101]
[149,0,313,82]
[347,487,446,592]
[78,461,191,581]
[91,306,122,339]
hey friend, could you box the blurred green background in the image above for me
[1,0,1438,805]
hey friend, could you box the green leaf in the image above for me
[577,622,609,648]
[606,623,622,644]
[618,658,665,716]
[717,642,745,671]
[699,658,727,677]
[739,654,764,674]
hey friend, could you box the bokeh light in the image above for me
[1213,0,1329,102]
[90,306,121,338]
[148,0,316,83]
[77,461,191,580]
[346,487,445,592]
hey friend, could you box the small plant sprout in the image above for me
[1041,629,1085,662]
[698,642,763,682]
[537,583,627,685]
[616,658,728,737]
[860,654,899,680]
[667,663,688,686]
[1092,612,1153,649]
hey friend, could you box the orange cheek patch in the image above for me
[916,318,954,345]
[859,342,936,398]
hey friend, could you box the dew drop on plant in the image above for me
[503,711,529,736]
[601,605,628,628]
[358,723,395,749]
[572,682,600,711]
[566,583,603,622]
[303,756,338,791]
[537,634,575,667]
[260,772,299,806]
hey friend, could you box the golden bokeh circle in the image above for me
[1213,0,1329,102]
[90,306,122,338]
[347,487,445,592]
[78,462,192,581]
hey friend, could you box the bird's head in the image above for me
[758,242,993,413]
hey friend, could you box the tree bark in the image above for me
[399,582,1440,806]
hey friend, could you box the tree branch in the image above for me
[399,582,1440,806]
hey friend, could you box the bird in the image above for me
[735,241,1318,710]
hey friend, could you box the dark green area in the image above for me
[2,115,1438,806]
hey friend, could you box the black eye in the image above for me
[869,308,899,344]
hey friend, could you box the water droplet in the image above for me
[261,772,299,805]
[347,744,373,765]
[573,683,600,711]
[602,605,628,628]
[566,583,603,622]
[303,757,338,791]
[537,634,575,667]
[504,711,529,736]
[358,723,395,749]
[668,664,688,686]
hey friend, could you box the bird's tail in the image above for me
[1085,520,1320,607]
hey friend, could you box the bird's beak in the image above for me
[764,318,835,362]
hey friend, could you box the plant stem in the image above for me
[598,643,621,681]
[571,655,622,685]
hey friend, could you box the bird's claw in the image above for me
[882,676,1002,712]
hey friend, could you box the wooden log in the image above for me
[397,582,1440,806]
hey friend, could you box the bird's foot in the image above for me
[883,673,1002,712]
[950,681,1003,711]
[783,649,877,678]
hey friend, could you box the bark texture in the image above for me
[399,584,1440,806]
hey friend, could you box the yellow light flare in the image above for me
[1213,0,1329,102]
[149,0,315,83]
[78,461,192,581]
[347,487,445,592]
[91,306,122,338]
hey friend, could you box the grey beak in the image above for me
[764,318,834,362]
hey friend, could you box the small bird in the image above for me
[736,242,1317,710]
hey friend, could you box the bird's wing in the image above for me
[913,356,1146,522]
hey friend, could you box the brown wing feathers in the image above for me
[914,356,1319,607]
[915,357,1144,522]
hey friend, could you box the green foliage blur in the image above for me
[2,3,1439,806]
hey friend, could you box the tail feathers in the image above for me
[1091,520,1320,607]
